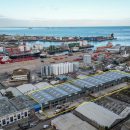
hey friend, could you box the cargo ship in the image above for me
[4,46,41,59]
[47,41,94,55]
[81,34,116,42]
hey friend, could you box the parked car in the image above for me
[43,124,49,129]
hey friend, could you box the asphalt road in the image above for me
[28,119,52,130]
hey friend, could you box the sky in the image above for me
[0,0,130,27]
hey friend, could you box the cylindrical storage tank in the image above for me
[63,62,66,74]
[64,62,68,73]
[55,64,59,75]
[68,63,71,73]
[61,63,64,74]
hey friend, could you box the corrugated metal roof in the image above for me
[34,82,53,89]
[75,102,122,128]
[16,84,37,94]
[51,113,97,130]
[29,71,130,105]
[6,87,23,97]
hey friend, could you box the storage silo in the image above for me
[73,62,79,72]
[55,64,59,75]
[61,63,63,75]
[66,62,69,73]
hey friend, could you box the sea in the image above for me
[0,26,130,48]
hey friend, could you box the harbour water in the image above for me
[0,26,130,47]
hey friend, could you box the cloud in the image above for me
[0,17,130,27]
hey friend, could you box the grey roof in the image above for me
[0,83,4,90]
[51,113,97,130]
[10,95,37,110]
[71,79,95,89]
[71,71,130,89]
[30,83,81,104]
[75,102,122,128]
[0,97,17,117]
[58,84,81,95]
[6,87,23,97]
[29,71,130,105]
[30,90,54,104]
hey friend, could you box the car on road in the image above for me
[43,124,49,129]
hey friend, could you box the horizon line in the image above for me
[0,25,130,28]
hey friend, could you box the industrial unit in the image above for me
[16,84,37,95]
[74,102,129,129]
[0,97,29,127]
[29,71,130,109]
[10,95,38,111]
[51,113,97,130]
[71,71,130,94]
[29,83,81,109]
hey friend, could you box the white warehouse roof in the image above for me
[6,87,23,97]
[34,82,53,89]
[75,102,122,128]
[51,113,97,130]
[16,84,37,95]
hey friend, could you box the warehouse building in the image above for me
[16,84,37,95]
[71,71,130,94]
[0,87,23,97]
[29,83,82,109]
[10,95,38,111]
[74,102,123,129]
[51,113,97,130]
[34,82,53,89]
[0,97,29,127]
[29,71,130,109]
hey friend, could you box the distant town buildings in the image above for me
[83,54,91,65]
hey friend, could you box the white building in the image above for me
[83,54,91,65]
[0,97,29,127]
